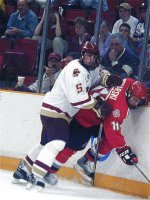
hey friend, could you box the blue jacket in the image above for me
[7,9,38,38]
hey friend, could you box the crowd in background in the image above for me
[0,0,149,93]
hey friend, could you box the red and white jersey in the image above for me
[75,78,137,148]
[41,59,101,119]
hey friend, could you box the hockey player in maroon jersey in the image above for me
[12,41,122,189]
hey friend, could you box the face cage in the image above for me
[126,93,146,109]
[80,52,100,71]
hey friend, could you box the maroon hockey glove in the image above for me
[93,97,112,119]
[106,74,123,88]
[116,145,138,165]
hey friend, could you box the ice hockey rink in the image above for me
[0,169,144,200]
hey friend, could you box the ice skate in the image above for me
[44,173,58,185]
[74,156,94,183]
[12,160,31,184]
[25,173,45,191]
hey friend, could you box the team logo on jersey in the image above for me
[112,109,120,118]
[73,68,80,77]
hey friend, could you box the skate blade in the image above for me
[73,164,92,183]
[26,182,33,190]
[26,182,44,192]
[11,178,27,184]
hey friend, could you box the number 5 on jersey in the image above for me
[76,83,83,93]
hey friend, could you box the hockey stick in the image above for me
[91,88,114,186]
[131,161,150,183]
[91,122,103,186]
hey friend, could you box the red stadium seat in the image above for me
[65,9,87,21]
[24,76,37,86]
[4,50,30,76]
[0,38,12,71]
[107,0,119,13]
[5,5,15,17]
[12,39,38,76]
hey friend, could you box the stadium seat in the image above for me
[0,38,12,71]
[65,9,87,21]
[24,76,37,86]
[4,50,30,76]
[107,0,119,13]
[12,39,39,76]
[5,4,15,17]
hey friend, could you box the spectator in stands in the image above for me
[119,23,139,58]
[27,0,41,16]
[69,17,92,53]
[143,44,150,88]
[68,0,108,10]
[91,20,111,58]
[33,5,68,58]
[101,33,140,79]
[112,3,138,38]
[0,4,8,37]
[61,51,80,69]
[3,0,39,39]
[14,52,62,93]
[134,3,148,40]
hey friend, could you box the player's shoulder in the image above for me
[64,59,87,74]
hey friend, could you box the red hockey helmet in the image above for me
[81,41,99,55]
[129,81,148,100]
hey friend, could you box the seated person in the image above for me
[4,0,39,39]
[69,17,92,53]
[134,3,149,41]
[91,20,111,58]
[101,33,140,79]
[119,23,139,58]
[14,52,62,93]
[112,3,138,38]
[33,5,68,58]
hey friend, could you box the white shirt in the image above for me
[112,16,138,37]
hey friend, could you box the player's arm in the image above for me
[104,115,138,165]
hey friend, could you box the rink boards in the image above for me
[0,90,150,198]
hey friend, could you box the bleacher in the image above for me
[1,0,148,90]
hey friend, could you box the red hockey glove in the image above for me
[106,74,123,88]
[93,97,112,119]
[116,145,138,165]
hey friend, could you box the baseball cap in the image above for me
[139,3,147,11]
[48,52,61,61]
[118,3,132,10]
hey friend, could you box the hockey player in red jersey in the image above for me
[44,78,148,182]
[12,41,122,189]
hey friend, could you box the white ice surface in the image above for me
[0,169,143,200]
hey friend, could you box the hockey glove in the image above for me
[93,96,112,119]
[116,145,138,165]
[106,74,123,88]
[99,70,122,87]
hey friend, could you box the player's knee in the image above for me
[45,140,66,155]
